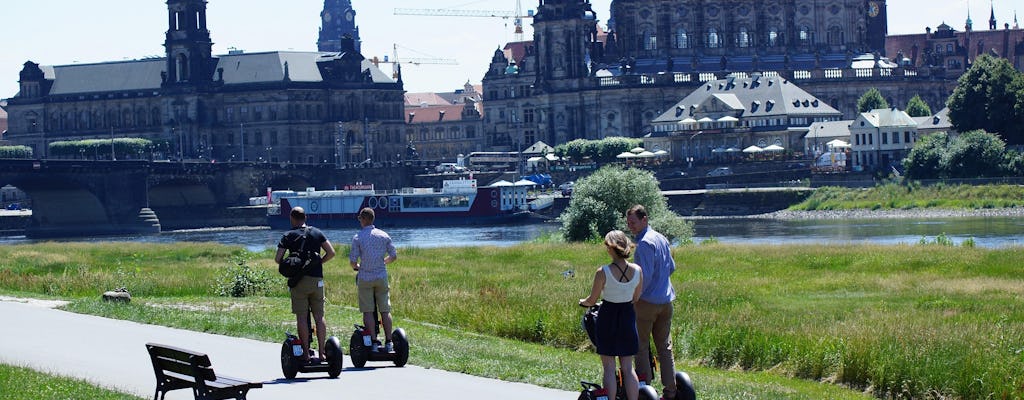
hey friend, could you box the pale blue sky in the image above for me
[0,0,1017,98]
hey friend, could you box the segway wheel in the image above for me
[674,371,696,400]
[638,385,659,400]
[280,341,299,379]
[324,336,344,378]
[392,328,409,367]
[349,331,368,368]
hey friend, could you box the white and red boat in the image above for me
[267,179,534,229]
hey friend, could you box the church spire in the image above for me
[989,0,997,30]
[966,3,974,31]
[318,0,361,53]
[163,0,216,87]
[1014,10,1019,29]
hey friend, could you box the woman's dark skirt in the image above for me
[595,300,639,356]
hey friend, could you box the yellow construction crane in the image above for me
[371,44,458,79]
[394,0,534,42]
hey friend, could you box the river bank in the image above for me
[760,206,1024,220]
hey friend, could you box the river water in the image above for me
[2,216,1023,250]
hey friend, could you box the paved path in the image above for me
[0,299,575,399]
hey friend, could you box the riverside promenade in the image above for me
[0,298,574,399]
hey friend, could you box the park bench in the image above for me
[145,342,263,400]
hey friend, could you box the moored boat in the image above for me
[267,179,533,229]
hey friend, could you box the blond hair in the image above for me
[604,230,635,259]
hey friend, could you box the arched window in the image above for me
[136,107,147,127]
[708,28,720,48]
[768,29,779,47]
[151,107,161,126]
[176,54,189,82]
[675,29,689,49]
[738,27,750,48]
[799,26,811,45]
[828,26,843,45]
[643,30,657,50]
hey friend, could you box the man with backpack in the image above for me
[275,206,336,363]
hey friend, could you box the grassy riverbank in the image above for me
[3,242,1022,398]
[0,363,143,400]
[790,183,1024,211]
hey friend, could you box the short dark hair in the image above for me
[290,207,306,221]
[358,207,375,223]
[627,204,648,220]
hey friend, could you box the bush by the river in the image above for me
[0,145,33,159]
[560,165,693,242]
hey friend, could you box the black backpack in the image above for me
[279,227,315,280]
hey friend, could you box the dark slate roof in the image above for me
[43,51,394,95]
[652,75,841,123]
[48,59,164,95]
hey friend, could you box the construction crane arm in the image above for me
[394,8,523,18]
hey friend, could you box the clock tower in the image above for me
[865,0,888,54]
[318,0,361,53]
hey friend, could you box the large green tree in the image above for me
[903,130,1011,179]
[560,166,692,242]
[857,87,889,112]
[903,132,948,179]
[905,95,932,117]
[947,54,1024,145]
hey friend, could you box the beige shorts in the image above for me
[357,278,391,313]
[290,276,325,315]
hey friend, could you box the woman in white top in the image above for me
[580,230,643,400]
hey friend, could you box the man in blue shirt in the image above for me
[350,207,398,352]
[626,204,677,400]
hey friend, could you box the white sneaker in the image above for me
[385,341,394,353]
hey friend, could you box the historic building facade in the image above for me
[886,7,1023,73]
[403,83,486,160]
[318,0,362,53]
[482,0,956,159]
[2,0,403,165]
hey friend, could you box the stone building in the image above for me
[482,0,955,153]
[885,6,1024,73]
[648,75,842,161]
[403,83,485,161]
[849,107,918,170]
[2,0,405,165]
[318,0,362,53]
[0,105,8,142]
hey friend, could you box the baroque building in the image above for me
[482,0,955,161]
[318,0,362,53]
[2,0,404,165]
[886,4,1024,73]
[403,83,485,160]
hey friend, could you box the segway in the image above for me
[280,308,344,379]
[579,303,660,400]
[348,300,409,368]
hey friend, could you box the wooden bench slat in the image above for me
[145,342,261,400]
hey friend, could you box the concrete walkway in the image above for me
[0,299,575,399]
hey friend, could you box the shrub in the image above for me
[214,256,271,297]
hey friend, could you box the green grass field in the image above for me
[0,363,144,400]
[2,241,1022,399]
[790,183,1024,211]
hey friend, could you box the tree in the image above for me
[905,95,932,117]
[903,132,948,179]
[857,87,889,112]
[0,146,33,159]
[942,130,1007,178]
[560,165,693,242]
[947,54,1024,145]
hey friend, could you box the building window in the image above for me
[892,132,900,144]
[768,29,779,47]
[254,129,263,145]
[675,29,689,49]
[882,132,888,144]
[904,131,911,143]
[254,105,263,121]
[270,129,278,145]
[738,27,750,48]
[828,26,843,46]
[643,31,657,50]
[707,28,720,48]
[799,26,811,45]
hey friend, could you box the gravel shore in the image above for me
[758,207,1024,220]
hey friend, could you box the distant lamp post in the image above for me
[265,146,272,163]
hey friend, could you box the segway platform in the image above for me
[280,332,344,379]
[349,325,409,368]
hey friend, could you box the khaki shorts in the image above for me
[357,278,391,313]
[290,276,325,315]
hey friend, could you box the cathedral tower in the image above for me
[866,0,888,54]
[318,0,361,53]
[163,0,215,87]
[532,0,599,90]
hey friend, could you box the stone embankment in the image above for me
[760,207,1024,220]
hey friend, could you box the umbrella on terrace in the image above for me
[763,144,785,152]
[654,150,669,157]
[827,139,851,148]
[630,147,646,153]
[616,151,637,159]
[742,145,763,153]
[637,151,657,158]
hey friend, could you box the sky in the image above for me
[0,0,1019,99]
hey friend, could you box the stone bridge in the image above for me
[0,160,415,237]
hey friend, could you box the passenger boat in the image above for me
[266,179,533,229]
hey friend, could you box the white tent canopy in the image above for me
[742,145,763,153]
[654,149,669,156]
[616,151,637,159]
[630,147,646,153]
[827,139,851,148]
[763,144,785,152]
[513,179,537,186]
[637,151,657,158]
[544,153,561,161]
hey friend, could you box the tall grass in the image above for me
[0,363,143,399]
[790,183,1024,211]
[2,242,1022,398]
